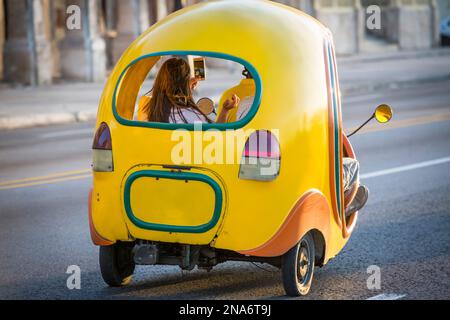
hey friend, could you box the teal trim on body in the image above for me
[112,51,262,130]
[327,44,342,218]
[124,170,223,233]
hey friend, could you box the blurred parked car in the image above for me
[441,16,450,46]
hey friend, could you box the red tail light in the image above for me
[92,122,112,150]
[239,130,280,181]
[243,130,280,159]
[92,122,113,172]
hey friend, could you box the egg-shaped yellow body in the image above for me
[90,0,358,265]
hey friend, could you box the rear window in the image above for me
[113,52,262,130]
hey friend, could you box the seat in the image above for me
[216,78,255,123]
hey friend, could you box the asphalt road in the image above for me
[0,81,449,300]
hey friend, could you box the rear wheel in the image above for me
[99,242,135,287]
[281,233,315,296]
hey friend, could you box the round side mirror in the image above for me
[197,97,215,115]
[375,104,393,123]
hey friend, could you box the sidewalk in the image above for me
[338,48,450,95]
[1,48,449,130]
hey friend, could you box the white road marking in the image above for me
[361,156,450,179]
[366,293,406,300]
[39,128,93,139]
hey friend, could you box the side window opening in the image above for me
[113,52,261,130]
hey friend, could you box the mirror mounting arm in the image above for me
[347,114,375,138]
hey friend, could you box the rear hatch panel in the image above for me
[121,165,226,245]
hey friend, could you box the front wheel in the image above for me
[281,233,315,296]
[99,242,135,287]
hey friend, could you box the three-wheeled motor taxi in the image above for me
[89,0,392,296]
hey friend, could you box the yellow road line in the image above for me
[347,112,450,135]
[0,174,92,190]
[0,169,91,187]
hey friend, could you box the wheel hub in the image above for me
[298,246,309,280]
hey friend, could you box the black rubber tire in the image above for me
[281,233,315,296]
[99,242,135,287]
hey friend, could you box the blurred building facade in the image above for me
[0,0,443,86]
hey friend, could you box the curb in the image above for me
[0,109,97,130]
[341,75,450,96]
[338,48,450,65]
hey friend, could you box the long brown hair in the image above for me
[147,57,211,123]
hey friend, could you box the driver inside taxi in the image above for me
[137,58,239,124]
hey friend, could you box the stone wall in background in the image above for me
[0,0,444,86]
[368,0,440,50]
[314,0,361,55]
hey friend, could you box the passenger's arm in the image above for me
[216,94,240,123]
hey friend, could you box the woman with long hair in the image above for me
[139,57,239,124]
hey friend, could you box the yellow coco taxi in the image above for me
[88,0,392,296]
